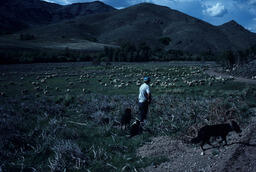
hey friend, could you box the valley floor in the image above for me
[0,61,255,171]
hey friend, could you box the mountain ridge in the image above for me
[19,2,256,53]
[1,1,256,55]
[0,0,116,33]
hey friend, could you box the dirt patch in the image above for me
[220,113,256,172]
[137,110,256,172]
[205,68,256,85]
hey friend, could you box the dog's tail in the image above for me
[190,136,201,144]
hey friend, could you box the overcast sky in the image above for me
[43,0,256,33]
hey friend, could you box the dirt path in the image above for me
[206,67,256,85]
[219,115,256,172]
[137,109,256,172]
[137,66,256,171]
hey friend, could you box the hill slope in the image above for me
[0,0,116,33]
[218,20,256,50]
[19,3,256,53]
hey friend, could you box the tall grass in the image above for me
[0,91,253,171]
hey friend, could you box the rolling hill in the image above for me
[0,0,116,33]
[14,2,256,54]
[217,20,256,50]
[1,1,256,55]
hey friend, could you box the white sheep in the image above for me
[0,92,6,96]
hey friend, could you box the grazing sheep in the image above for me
[21,89,28,94]
[121,108,132,130]
[129,119,142,137]
[34,86,41,91]
[100,117,110,125]
[9,82,15,85]
[0,92,6,96]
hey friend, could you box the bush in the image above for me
[92,55,102,65]
[19,33,36,40]
[63,94,75,107]
[159,37,171,46]
[49,140,88,171]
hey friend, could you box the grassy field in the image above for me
[0,62,256,171]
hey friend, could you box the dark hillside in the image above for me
[218,20,256,50]
[0,0,61,33]
[1,1,256,63]
[55,1,115,20]
[21,3,256,53]
[0,0,116,33]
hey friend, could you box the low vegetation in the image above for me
[19,33,36,41]
[0,62,255,171]
[1,40,256,66]
[221,60,256,79]
[159,37,172,46]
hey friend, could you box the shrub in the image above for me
[159,37,171,45]
[49,140,88,171]
[19,33,36,40]
[63,94,75,107]
[92,55,102,66]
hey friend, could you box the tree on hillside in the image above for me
[221,50,236,68]
[19,33,36,40]
[137,42,151,61]
[159,37,171,46]
[238,50,248,65]
[113,49,121,62]
[121,42,136,62]
[104,46,115,62]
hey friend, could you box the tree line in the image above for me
[0,42,255,65]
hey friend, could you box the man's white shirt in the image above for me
[138,83,150,103]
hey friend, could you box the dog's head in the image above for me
[231,121,242,133]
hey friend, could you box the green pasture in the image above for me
[0,62,255,171]
[1,62,254,98]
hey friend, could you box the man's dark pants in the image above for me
[139,101,149,122]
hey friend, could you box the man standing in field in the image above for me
[138,76,151,123]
